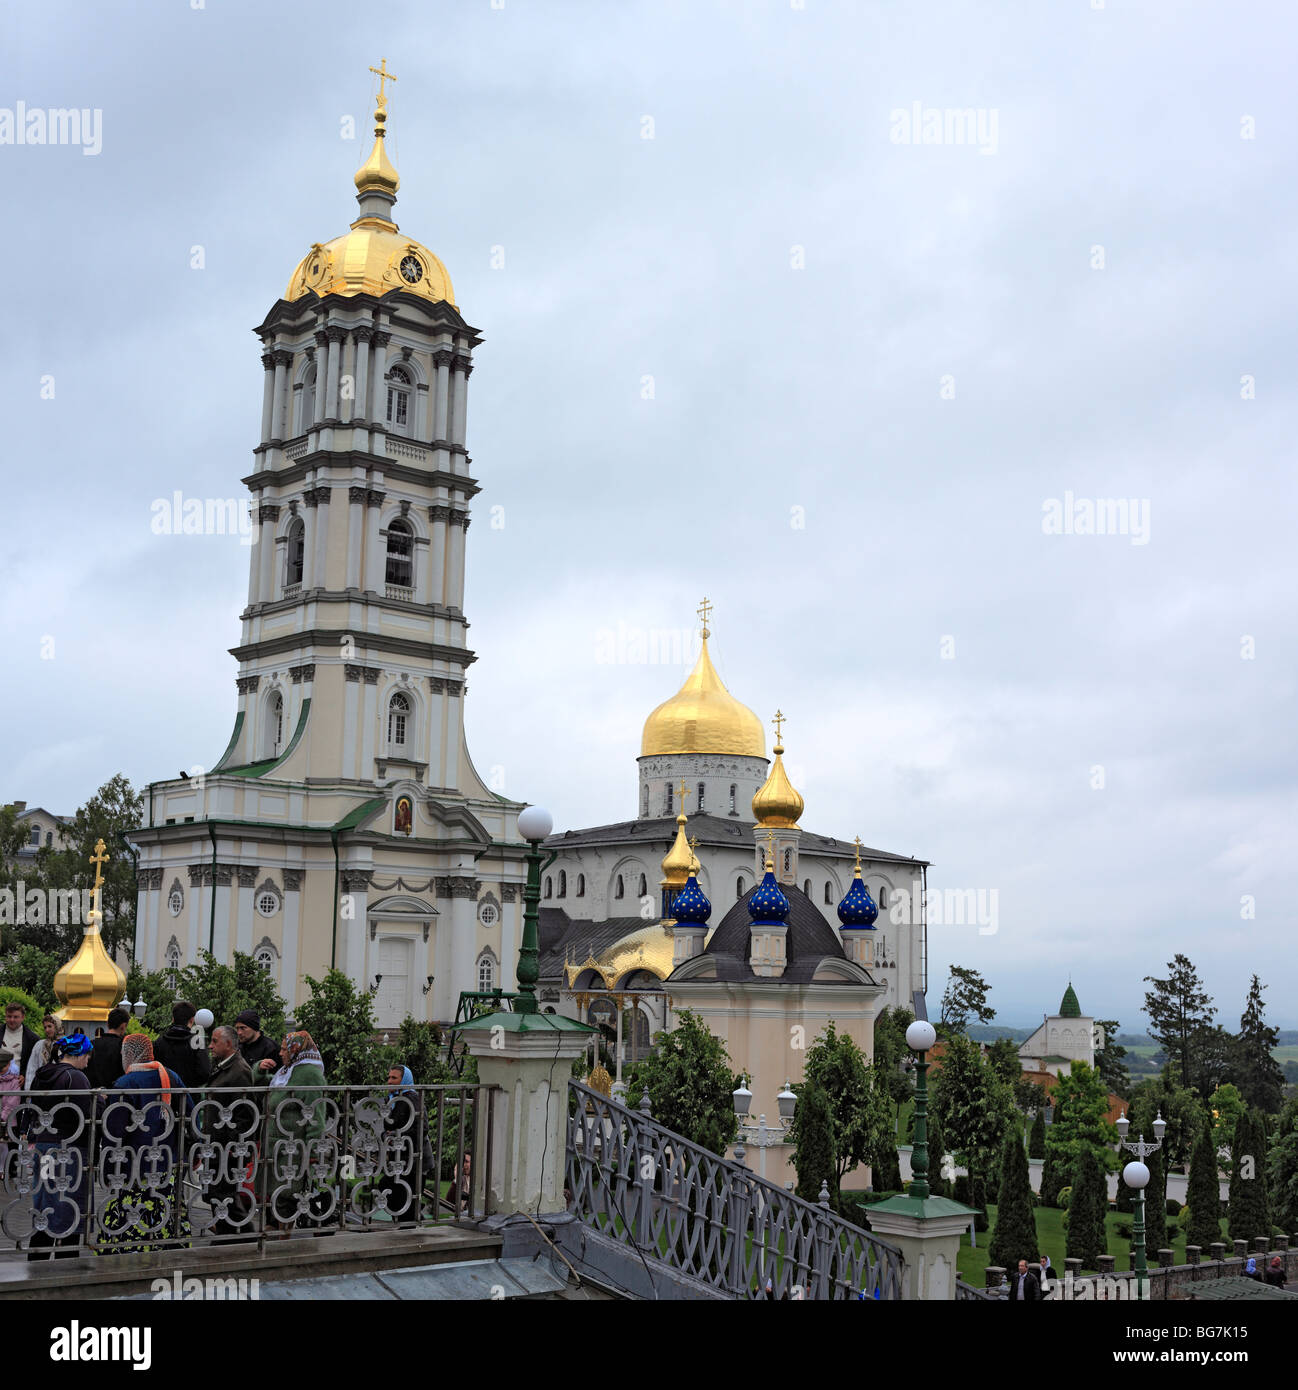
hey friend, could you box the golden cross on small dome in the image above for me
[89,839,110,895]
[369,58,398,107]
[764,827,775,870]
[696,596,712,638]
[853,835,863,872]
[771,709,786,745]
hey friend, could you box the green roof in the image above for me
[1059,982,1081,1017]
[456,1009,595,1035]
[867,1194,979,1221]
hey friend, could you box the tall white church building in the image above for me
[132,81,530,1026]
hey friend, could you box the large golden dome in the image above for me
[284,77,455,308]
[641,633,765,759]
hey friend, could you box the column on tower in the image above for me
[432,349,451,439]
[324,327,344,422]
[365,489,386,592]
[359,669,379,773]
[312,331,328,427]
[340,331,356,425]
[257,503,280,602]
[443,682,462,787]
[259,350,275,443]
[300,494,317,589]
[415,382,430,441]
[427,504,448,606]
[235,866,258,955]
[353,326,372,424]
[346,487,365,589]
[445,508,467,610]
[341,869,371,988]
[270,349,292,443]
[370,330,390,425]
[310,487,330,588]
[449,353,471,448]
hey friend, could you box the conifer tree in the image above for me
[1185,1122,1222,1251]
[1028,1108,1046,1160]
[989,1129,1037,1271]
[1066,1146,1106,1269]
[793,1081,839,1211]
[1228,1111,1270,1244]
[924,1112,949,1199]
[1143,1142,1168,1254]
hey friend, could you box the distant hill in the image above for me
[967,1025,1034,1043]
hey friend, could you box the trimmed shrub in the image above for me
[989,1128,1037,1272]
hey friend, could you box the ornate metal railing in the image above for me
[0,1082,492,1259]
[565,1082,904,1299]
[956,1278,998,1301]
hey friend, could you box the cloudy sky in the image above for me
[4,0,1295,1028]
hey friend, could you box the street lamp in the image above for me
[733,1077,796,1175]
[1115,1110,1165,1301]
[514,805,554,1016]
[132,998,147,1020]
[905,1020,937,1200]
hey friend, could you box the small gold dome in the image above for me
[641,633,765,759]
[54,919,127,1025]
[660,812,694,888]
[752,739,804,828]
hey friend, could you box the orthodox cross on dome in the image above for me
[764,827,775,871]
[696,596,712,639]
[88,837,109,929]
[853,835,863,872]
[771,709,786,746]
[369,58,398,109]
[688,835,699,852]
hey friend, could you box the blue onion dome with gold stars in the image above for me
[837,839,878,929]
[747,850,790,926]
[672,871,711,925]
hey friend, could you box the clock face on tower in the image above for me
[399,254,423,284]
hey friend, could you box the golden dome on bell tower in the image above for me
[640,603,765,759]
[751,711,804,828]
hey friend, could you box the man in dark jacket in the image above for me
[234,1011,280,1084]
[29,1033,94,1258]
[152,1001,212,1089]
[1007,1259,1040,1302]
[88,1008,129,1088]
[2,1002,39,1079]
[204,1025,257,1237]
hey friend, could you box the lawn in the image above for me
[956,1204,1230,1285]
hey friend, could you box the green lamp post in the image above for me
[905,1019,937,1199]
[1116,1109,1165,1301]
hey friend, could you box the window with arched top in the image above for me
[300,364,317,433]
[637,873,647,897]
[386,365,411,435]
[544,876,552,899]
[576,874,585,897]
[558,870,567,897]
[697,781,705,814]
[165,939,182,987]
[254,945,277,978]
[285,516,305,588]
[265,692,285,758]
[878,885,888,910]
[28,826,39,846]
[168,887,184,917]
[477,951,495,993]
[729,784,736,814]
[803,879,811,897]
[385,517,414,590]
[824,882,833,905]
[736,877,746,898]
[388,691,411,747]
[614,874,625,900]
[44,831,52,847]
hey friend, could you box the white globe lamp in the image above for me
[905,1020,937,1053]
[1123,1160,1150,1190]
[517,806,553,843]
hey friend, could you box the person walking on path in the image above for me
[1007,1258,1040,1302]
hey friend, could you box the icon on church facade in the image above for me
[394,795,413,835]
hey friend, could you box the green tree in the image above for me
[939,964,995,1038]
[792,1081,838,1210]
[376,1016,456,1085]
[1185,1121,1222,1251]
[801,1021,892,1188]
[173,950,288,1042]
[1066,1145,1107,1269]
[923,1111,949,1199]
[1143,954,1216,1097]
[1266,1096,1298,1235]
[1231,975,1285,1115]
[296,969,382,1086]
[986,1037,1021,1088]
[123,963,181,1034]
[1028,1108,1046,1159]
[931,1033,1016,1191]
[1127,1073,1203,1170]
[871,1006,915,1131]
[1043,1061,1119,1184]
[631,1009,739,1155]
[0,944,61,1012]
[1094,1019,1131,1096]
[1208,1082,1247,1157]
[1227,1111,1270,1244]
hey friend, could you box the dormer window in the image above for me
[386,365,412,435]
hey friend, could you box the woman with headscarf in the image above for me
[1265,1255,1286,1288]
[1244,1256,1262,1282]
[99,1033,188,1252]
[374,1064,437,1221]
[265,1030,332,1233]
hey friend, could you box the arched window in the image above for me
[878,885,888,910]
[254,944,277,978]
[783,848,792,874]
[637,873,647,897]
[165,939,182,987]
[576,874,586,897]
[28,826,39,846]
[641,785,649,817]
[544,876,552,899]
[729,784,737,814]
[265,692,284,758]
[696,781,705,814]
[736,877,746,898]
[614,875,624,900]
[803,879,811,897]
[386,365,412,435]
[824,882,833,905]
[168,887,184,917]
[385,517,414,590]
[300,364,317,433]
[388,691,411,747]
[558,870,567,897]
[663,783,672,814]
[477,951,495,992]
[44,831,52,847]
[285,516,305,588]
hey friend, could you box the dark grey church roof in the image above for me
[543,814,925,866]
[538,910,649,980]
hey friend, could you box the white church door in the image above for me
[376,936,413,1030]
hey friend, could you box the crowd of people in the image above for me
[1004,1249,1288,1299]
[0,999,463,1257]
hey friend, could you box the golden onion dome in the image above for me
[660,811,694,889]
[641,630,765,759]
[54,842,127,1024]
[284,80,455,308]
[751,727,805,828]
